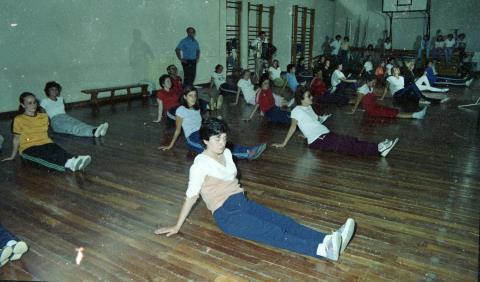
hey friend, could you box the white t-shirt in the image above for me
[386,63,393,76]
[175,106,202,137]
[40,97,66,118]
[211,72,225,90]
[268,67,281,80]
[291,105,330,145]
[435,41,445,48]
[445,38,456,48]
[237,78,256,105]
[330,40,341,55]
[331,69,345,91]
[363,61,373,72]
[357,84,373,96]
[386,76,405,95]
[186,149,237,198]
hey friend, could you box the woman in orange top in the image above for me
[2,92,92,172]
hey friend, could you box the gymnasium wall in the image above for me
[0,0,338,113]
[333,0,480,51]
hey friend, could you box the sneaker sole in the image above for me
[0,246,13,264]
[100,123,109,137]
[79,156,92,170]
[10,241,28,261]
[381,138,399,157]
[330,232,341,261]
[340,218,355,253]
[252,143,267,160]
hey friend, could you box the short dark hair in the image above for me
[240,69,250,77]
[313,68,322,76]
[199,118,230,148]
[287,64,295,73]
[44,81,62,96]
[167,64,177,72]
[180,85,200,110]
[335,35,342,40]
[294,86,309,105]
[344,36,349,41]
[215,64,223,72]
[186,27,195,33]
[159,74,170,88]
[18,92,38,113]
[259,75,270,87]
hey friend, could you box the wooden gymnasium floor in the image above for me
[0,83,479,281]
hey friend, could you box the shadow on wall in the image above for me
[128,29,155,88]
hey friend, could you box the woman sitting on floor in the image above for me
[268,59,286,87]
[383,67,446,111]
[272,87,399,158]
[233,69,256,106]
[244,76,291,124]
[2,92,92,172]
[348,76,427,119]
[159,86,266,160]
[40,81,109,138]
[403,61,449,93]
[155,117,356,262]
[153,74,182,123]
[209,64,238,110]
[425,60,474,87]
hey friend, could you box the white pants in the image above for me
[415,75,446,92]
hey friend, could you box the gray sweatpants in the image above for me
[51,114,96,137]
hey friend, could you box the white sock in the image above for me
[6,240,17,247]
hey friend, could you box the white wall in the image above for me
[0,0,338,113]
[0,0,226,112]
[333,0,480,51]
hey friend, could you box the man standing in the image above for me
[250,31,267,79]
[176,27,200,87]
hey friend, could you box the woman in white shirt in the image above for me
[233,70,257,106]
[155,117,356,261]
[209,64,238,110]
[160,86,266,160]
[40,81,108,138]
[268,59,286,87]
[330,63,358,95]
[273,87,399,158]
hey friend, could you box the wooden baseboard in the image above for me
[0,92,147,121]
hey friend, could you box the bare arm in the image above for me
[340,77,357,83]
[196,49,200,61]
[244,104,259,121]
[154,196,198,236]
[209,78,214,90]
[348,94,363,114]
[272,119,298,148]
[232,88,241,105]
[153,99,164,122]
[380,81,389,100]
[2,134,20,161]
[158,116,183,150]
[175,48,184,63]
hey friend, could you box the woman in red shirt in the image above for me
[153,74,181,123]
[309,68,327,101]
[348,76,426,119]
[244,76,291,124]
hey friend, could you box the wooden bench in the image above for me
[81,83,149,106]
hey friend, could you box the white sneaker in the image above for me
[337,218,355,253]
[377,139,391,152]
[8,241,28,261]
[317,232,341,261]
[440,97,450,104]
[77,155,92,170]
[412,107,427,119]
[99,122,109,136]
[94,125,102,138]
[0,246,13,267]
[441,88,449,93]
[379,138,399,157]
[419,100,431,105]
[466,78,473,87]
